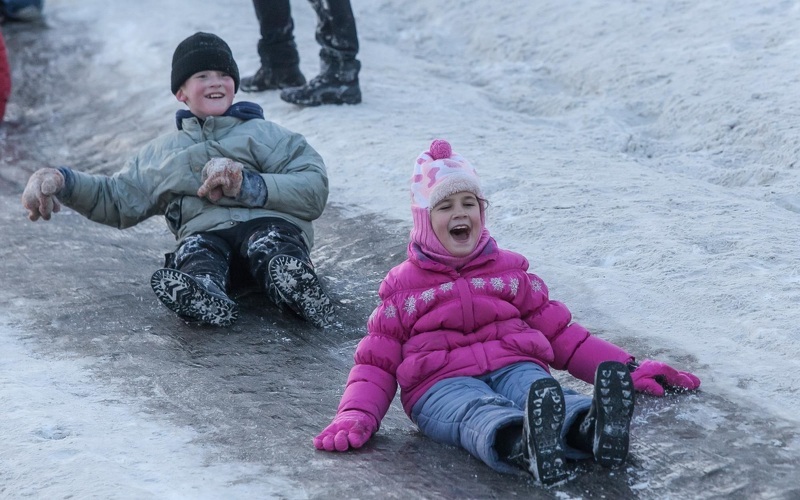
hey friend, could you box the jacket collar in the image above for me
[408,236,499,276]
[175,101,265,130]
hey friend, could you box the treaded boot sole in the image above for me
[524,378,569,485]
[593,361,635,467]
[150,268,238,327]
[268,255,334,328]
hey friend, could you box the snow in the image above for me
[3,0,800,496]
[0,318,297,499]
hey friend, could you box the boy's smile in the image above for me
[175,70,235,119]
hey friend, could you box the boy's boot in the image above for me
[150,268,238,327]
[267,254,334,328]
[280,50,361,106]
[503,378,569,485]
[240,64,306,92]
[567,361,635,467]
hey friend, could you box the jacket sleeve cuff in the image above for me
[57,166,75,199]
[236,169,268,207]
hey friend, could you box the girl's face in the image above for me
[175,70,235,119]
[430,191,483,257]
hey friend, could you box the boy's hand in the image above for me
[197,158,244,202]
[630,359,701,396]
[21,168,65,221]
[314,410,377,452]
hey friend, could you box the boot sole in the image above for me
[150,268,238,327]
[593,361,635,467]
[268,255,334,328]
[524,378,569,485]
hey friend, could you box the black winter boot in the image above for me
[240,65,307,92]
[267,255,334,328]
[150,268,238,327]
[567,361,635,467]
[280,52,361,106]
[502,378,569,485]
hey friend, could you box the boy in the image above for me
[20,32,334,328]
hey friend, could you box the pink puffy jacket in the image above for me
[335,238,633,428]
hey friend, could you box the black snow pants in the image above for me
[165,217,312,304]
[252,0,359,67]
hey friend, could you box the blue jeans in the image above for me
[411,362,592,475]
[1,0,43,19]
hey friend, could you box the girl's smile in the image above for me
[430,191,483,257]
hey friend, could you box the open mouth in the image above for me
[206,92,225,99]
[449,224,471,241]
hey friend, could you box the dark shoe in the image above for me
[279,75,361,106]
[280,56,361,106]
[150,268,238,326]
[506,378,569,485]
[267,255,334,328]
[575,361,635,467]
[240,66,307,93]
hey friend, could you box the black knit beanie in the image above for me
[171,32,240,94]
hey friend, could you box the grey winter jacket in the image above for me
[58,102,328,249]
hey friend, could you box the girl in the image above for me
[314,140,700,485]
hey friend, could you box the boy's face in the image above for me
[430,191,483,257]
[175,70,235,119]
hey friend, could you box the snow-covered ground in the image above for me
[3,0,800,497]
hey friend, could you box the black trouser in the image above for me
[166,218,311,304]
[252,0,359,66]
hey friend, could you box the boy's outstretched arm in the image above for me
[21,168,65,221]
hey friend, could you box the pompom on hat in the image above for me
[171,32,240,94]
[410,139,483,210]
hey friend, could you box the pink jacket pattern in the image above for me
[336,238,633,429]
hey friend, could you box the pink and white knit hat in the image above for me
[409,139,491,268]
[410,139,483,210]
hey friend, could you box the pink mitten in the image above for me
[21,168,65,221]
[197,158,244,202]
[314,410,377,452]
[631,359,701,396]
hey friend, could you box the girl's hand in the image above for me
[630,359,701,396]
[314,410,377,452]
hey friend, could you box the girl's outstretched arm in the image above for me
[314,328,401,451]
[314,410,377,452]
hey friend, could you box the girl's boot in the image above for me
[567,361,635,467]
[500,378,569,485]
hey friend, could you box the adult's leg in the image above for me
[309,0,359,58]
[280,0,361,105]
[241,0,306,92]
